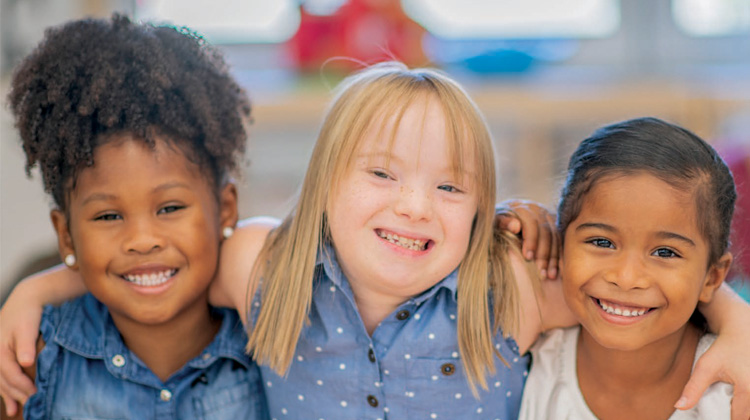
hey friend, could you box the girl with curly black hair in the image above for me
[2,14,267,419]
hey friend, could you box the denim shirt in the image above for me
[252,244,530,420]
[25,293,268,420]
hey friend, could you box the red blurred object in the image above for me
[288,0,427,71]
[724,146,750,282]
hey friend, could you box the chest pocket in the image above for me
[405,357,516,419]
[190,361,267,420]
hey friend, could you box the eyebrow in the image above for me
[80,182,192,205]
[575,222,696,247]
[356,150,477,179]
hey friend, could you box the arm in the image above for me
[0,266,84,416]
[0,337,43,420]
[677,283,750,420]
[511,251,577,355]
[208,216,279,324]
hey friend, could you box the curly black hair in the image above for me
[7,14,251,210]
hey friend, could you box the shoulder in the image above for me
[519,327,587,420]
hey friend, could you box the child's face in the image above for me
[52,134,233,327]
[327,96,479,307]
[561,172,723,351]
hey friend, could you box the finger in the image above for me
[0,348,36,400]
[676,356,716,410]
[545,212,560,279]
[515,208,539,261]
[1,392,19,417]
[532,213,554,277]
[13,330,38,368]
[495,212,522,235]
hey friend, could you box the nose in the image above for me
[122,217,165,254]
[394,185,433,221]
[605,251,650,290]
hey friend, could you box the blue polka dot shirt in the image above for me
[251,243,529,420]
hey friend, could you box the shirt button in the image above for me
[111,354,126,367]
[367,395,379,407]
[368,348,376,363]
[396,310,410,320]
[160,389,172,402]
[441,362,456,376]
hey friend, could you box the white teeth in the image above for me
[598,299,647,317]
[123,269,175,286]
[378,231,426,251]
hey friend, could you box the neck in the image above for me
[576,324,701,420]
[110,295,220,382]
[353,292,403,335]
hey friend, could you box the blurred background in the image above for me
[1,0,749,302]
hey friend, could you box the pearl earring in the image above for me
[222,226,234,239]
[64,254,76,267]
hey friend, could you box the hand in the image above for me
[495,199,559,280]
[0,283,41,416]
[677,286,750,420]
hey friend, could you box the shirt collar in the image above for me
[54,294,251,370]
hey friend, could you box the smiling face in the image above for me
[52,133,236,328]
[326,95,479,311]
[561,172,728,351]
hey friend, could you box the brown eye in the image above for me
[158,205,185,215]
[94,213,121,221]
[653,248,679,258]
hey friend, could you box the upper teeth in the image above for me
[598,299,647,317]
[378,231,426,251]
[123,269,175,286]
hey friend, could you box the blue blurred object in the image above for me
[421,35,578,75]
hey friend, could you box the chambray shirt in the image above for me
[25,293,268,420]
[252,244,530,420]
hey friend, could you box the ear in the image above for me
[698,252,733,304]
[218,182,239,237]
[50,209,78,270]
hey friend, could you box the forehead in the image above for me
[72,134,210,197]
[355,96,476,169]
[578,173,704,242]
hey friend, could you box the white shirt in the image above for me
[519,327,733,420]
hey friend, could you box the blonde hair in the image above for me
[247,62,521,395]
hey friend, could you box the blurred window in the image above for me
[401,0,620,39]
[135,0,301,43]
[672,0,750,36]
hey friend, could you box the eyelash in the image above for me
[437,185,461,193]
[92,205,185,221]
[372,170,391,180]
[158,205,185,215]
[586,238,681,259]
[587,238,614,249]
[652,248,680,258]
[93,213,121,221]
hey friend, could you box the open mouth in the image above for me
[122,269,177,287]
[376,229,431,251]
[595,298,654,318]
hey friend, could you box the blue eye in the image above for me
[437,185,459,193]
[158,205,185,215]
[94,213,121,221]
[653,248,679,258]
[588,238,614,249]
[371,170,391,179]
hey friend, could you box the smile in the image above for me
[376,229,430,251]
[122,269,176,287]
[595,298,652,317]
